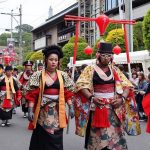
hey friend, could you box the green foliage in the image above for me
[105,28,139,52]
[68,36,87,43]
[143,9,150,50]
[30,51,43,62]
[62,36,90,68]
[133,21,144,50]
[25,52,35,61]
[103,24,122,39]
[15,24,33,33]
[16,65,24,72]
[106,28,125,51]
[0,33,11,46]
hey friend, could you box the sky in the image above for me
[0,0,76,34]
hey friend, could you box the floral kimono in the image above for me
[0,75,21,120]
[75,65,141,150]
[25,70,75,150]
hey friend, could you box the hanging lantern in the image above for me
[95,15,109,36]
[3,55,11,65]
[113,45,122,55]
[84,46,93,55]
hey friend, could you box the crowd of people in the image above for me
[0,43,149,150]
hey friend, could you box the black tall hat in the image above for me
[23,60,34,66]
[98,42,113,54]
[5,66,13,71]
[42,45,63,59]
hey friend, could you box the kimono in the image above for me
[18,71,33,113]
[142,82,150,133]
[25,70,75,150]
[0,75,21,120]
[75,65,141,150]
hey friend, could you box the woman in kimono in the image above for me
[25,45,75,150]
[0,66,21,126]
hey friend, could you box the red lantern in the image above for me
[84,46,93,55]
[113,45,122,55]
[4,55,11,64]
[95,15,109,36]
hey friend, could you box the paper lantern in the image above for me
[84,46,93,55]
[4,55,11,64]
[113,45,122,55]
[95,15,109,36]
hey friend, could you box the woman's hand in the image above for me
[92,97,105,105]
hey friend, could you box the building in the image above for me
[32,2,78,51]
[32,0,150,50]
[78,0,150,46]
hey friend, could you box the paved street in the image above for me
[0,108,150,150]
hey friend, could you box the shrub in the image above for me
[30,51,43,62]
[143,9,150,50]
[106,28,138,52]
[25,52,35,61]
[62,36,90,68]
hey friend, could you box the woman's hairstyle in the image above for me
[132,72,138,78]
[42,45,63,59]
[138,72,145,80]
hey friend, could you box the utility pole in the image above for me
[10,9,13,39]
[19,4,22,65]
[125,0,133,52]
[1,4,23,65]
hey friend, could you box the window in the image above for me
[105,0,119,11]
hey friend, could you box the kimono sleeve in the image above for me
[61,71,75,102]
[76,65,94,92]
[25,71,41,104]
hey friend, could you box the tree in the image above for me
[133,21,144,50]
[62,36,89,68]
[143,9,150,50]
[15,24,33,33]
[0,33,11,46]
[103,23,122,39]
[105,28,138,52]
[25,51,35,61]
[29,50,43,62]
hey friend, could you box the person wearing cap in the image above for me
[37,62,44,71]
[0,66,21,126]
[75,42,141,150]
[25,45,75,150]
[17,60,34,118]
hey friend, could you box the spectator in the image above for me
[118,64,129,79]
[130,72,139,89]
[136,72,148,121]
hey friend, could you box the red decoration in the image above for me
[95,15,110,36]
[2,99,12,109]
[84,46,93,55]
[3,55,11,64]
[113,45,122,55]
[97,42,100,49]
